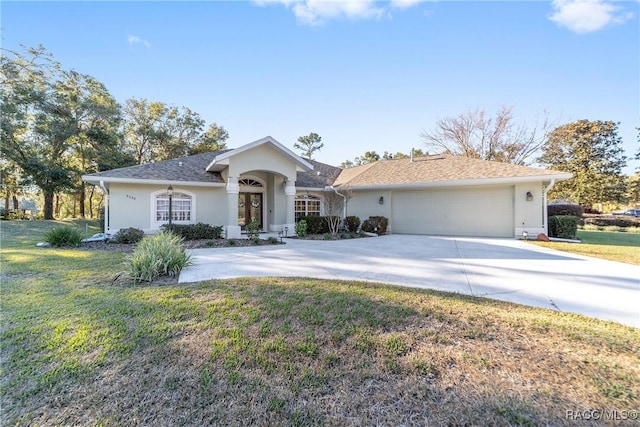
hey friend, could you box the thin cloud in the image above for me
[127,34,151,48]
[548,0,634,34]
[253,0,426,25]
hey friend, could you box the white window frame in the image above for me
[295,195,321,222]
[150,188,196,229]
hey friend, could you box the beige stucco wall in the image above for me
[514,182,545,237]
[107,183,226,233]
[229,144,298,181]
[346,189,393,230]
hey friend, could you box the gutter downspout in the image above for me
[326,186,347,219]
[543,178,555,236]
[99,180,110,235]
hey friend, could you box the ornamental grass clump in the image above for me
[44,226,83,247]
[127,232,192,283]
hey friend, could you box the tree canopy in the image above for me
[538,120,627,206]
[294,132,323,159]
[421,106,554,165]
[1,45,229,219]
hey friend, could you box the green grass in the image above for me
[529,229,640,265]
[1,220,639,425]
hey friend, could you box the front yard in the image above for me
[529,230,640,265]
[1,221,639,425]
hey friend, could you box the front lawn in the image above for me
[529,230,640,265]
[1,221,639,425]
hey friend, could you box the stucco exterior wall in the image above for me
[346,190,393,230]
[514,182,545,237]
[107,183,226,233]
[228,144,298,181]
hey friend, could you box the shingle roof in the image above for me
[333,154,569,188]
[85,151,230,183]
[296,159,342,188]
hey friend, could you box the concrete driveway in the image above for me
[179,235,640,328]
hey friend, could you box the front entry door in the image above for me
[238,193,263,230]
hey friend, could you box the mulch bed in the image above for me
[79,238,283,253]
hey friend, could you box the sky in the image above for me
[2,0,639,174]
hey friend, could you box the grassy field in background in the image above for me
[1,220,639,425]
[529,230,640,265]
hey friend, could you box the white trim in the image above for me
[205,136,314,172]
[336,174,572,191]
[150,188,196,230]
[82,175,225,188]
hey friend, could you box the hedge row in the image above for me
[582,215,640,228]
[161,223,223,240]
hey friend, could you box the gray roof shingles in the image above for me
[295,159,342,188]
[85,151,230,183]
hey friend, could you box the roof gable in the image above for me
[206,136,313,173]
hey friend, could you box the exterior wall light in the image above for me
[379,196,384,205]
[526,191,533,201]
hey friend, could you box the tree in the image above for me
[1,45,74,219]
[421,106,554,165]
[538,120,627,206]
[48,70,126,217]
[294,132,323,159]
[123,98,205,164]
[354,151,380,166]
[190,123,229,154]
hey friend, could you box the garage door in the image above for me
[392,186,514,237]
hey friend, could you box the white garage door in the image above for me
[392,186,514,237]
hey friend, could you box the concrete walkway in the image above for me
[179,235,640,328]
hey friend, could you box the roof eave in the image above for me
[82,175,226,187]
[336,173,573,191]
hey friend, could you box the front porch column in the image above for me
[226,177,241,238]
[284,180,296,236]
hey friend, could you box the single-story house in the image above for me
[82,136,572,239]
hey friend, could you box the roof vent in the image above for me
[179,161,183,167]
[410,148,414,162]
[316,171,321,176]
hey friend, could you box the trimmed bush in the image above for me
[548,204,584,218]
[361,216,389,235]
[344,216,361,233]
[44,226,83,247]
[127,233,192,283]
[295,220,308,237]
[298,215,328,234]
[549,215,578,239]
[112,227,145,244]
[161,223,223,240]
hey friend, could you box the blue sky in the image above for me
[2,1,638,173]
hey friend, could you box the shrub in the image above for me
[127,233,192,283]
[582,215,640,228]
[161,223,223,240]
[344,216,361,233]
[361,216,389,235]
[267,236,279,244]
[112,227,145,244]
[549,215,578,239]
[299,215,327,234]
[295,220,308,237]
[246,218,260,242]
[44,226,83,247]
[548,204,584,218]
